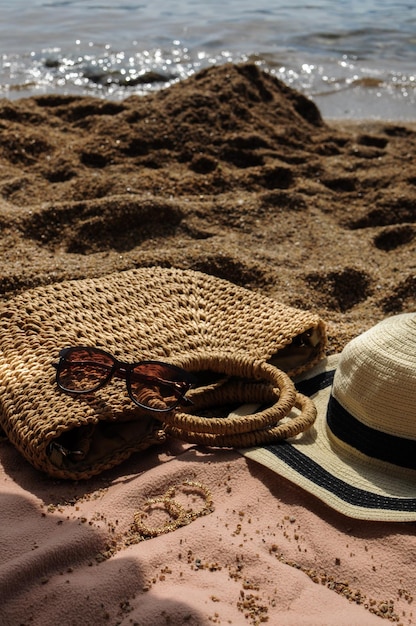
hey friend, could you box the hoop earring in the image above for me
[164,479,214,523]
[133,496,186,538]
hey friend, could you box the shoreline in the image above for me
[2,74,415,125]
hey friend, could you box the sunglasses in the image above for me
[54,346,196,412]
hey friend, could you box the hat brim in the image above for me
[243,355,416,522]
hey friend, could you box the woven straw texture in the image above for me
[167,353,317,447]
[0,266,326,479]
[245,314,416,521]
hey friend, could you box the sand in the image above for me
[0,61,415,353]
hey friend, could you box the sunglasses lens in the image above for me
[129,362,192,411]
[58,348,114,393]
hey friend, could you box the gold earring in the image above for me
[133,496,186,538]
[164,480,214,523]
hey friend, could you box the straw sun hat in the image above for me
[244,313,416,522]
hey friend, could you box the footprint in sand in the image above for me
[21,197,185,253]
[373,224,415,251]
[380,275,416,314]
[305,267,372,312]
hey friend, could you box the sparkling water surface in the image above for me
[1,0,415,119]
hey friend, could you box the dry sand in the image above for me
[0,62,415,352]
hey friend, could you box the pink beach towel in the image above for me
[1,436,414,626]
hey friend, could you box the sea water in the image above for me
[0,0,415,119]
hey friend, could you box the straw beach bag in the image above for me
[0,266,326,479]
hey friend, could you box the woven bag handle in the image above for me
[164,391,316,446]
[162,352,316,445]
